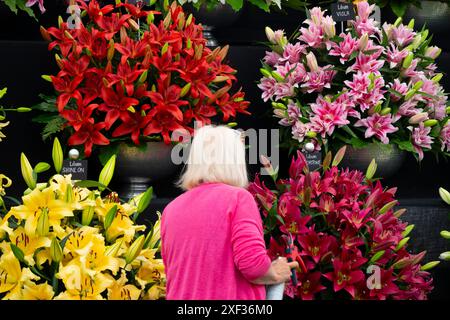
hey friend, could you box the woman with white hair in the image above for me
[161,125,298,300]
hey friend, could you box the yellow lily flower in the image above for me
[0,174,12,197]
[49,175,94,210]
[0,121,9,142]
[135,255,165,290]
[0,252,39,300]
[20,282,54,300]
[63,226,104,259]
[56,264,113,300]
[107,270,141,300]
[143,284,166,300]
[6,187,73,236]
[0,227,51,266]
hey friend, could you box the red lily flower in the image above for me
[68,122,109,157]
[341,202,372,230]
[323,257,366,297]
[144,109,185,144]
[112,109,151,145]
[51,75,83,111]
[248,175,276,213]
[297,272,326,300]
[148,77,188,122]
[297,230,336,264]
[99,86,140,129]
[106,62,145,96]
[367,268,400,300]
[115,36,149,65]
[75,25,108,60]
[61,98,98,131]
[95,13,132,40]
[47,24,75,57]
[278,194,311,235]
[58,55,91,78]
[77,0,114,20]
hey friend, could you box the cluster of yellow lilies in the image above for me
[0,174,166,300]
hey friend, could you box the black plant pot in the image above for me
[185,3,242,47]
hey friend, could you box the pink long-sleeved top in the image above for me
[161,182,271,300]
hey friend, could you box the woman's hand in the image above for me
[250,257,299,285]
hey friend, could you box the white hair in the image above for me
[178,125,248,190]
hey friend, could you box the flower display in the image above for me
[0,138,165,300]
[249,147,439,300]
[35,0,250,157]
[259,2,450,160]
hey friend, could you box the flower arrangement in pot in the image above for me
[0,138,165,300]
[258,1,450,176]
[34,0,250,198]
[249,147,440,299]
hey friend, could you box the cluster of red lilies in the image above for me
[249,151,433,300]
[41,0,250,156]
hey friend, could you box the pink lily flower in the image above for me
[329,33,359,64]
[408,123,433,160]
[26,0,45,13]
[355,114,398,144]
[309,97,349,137]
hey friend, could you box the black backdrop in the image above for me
[0,1,449,299]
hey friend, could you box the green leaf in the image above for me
[394,140,415,153]
[98,144,119,166]
[74,180,108,190]
[226,0,244,11]
[248,0,270,12]
[42,117,66,141]
[342,125,358,138]
[34,162,51,174]
[3,0,18,14]
[390,0,408,17]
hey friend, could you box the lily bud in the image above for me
[185,13,193,27]
[41,75,52,82]
[180,83,191,98]
[432,73,443,83]
[393,208,407,218]
[380,107,392,116]
[138,70,148,84]
[120,27,127,44]
[439,252,450,261]
[271,71,284,82]
[359,33,369,51]
[379,200,398,214]
[440,230,450,239]
[147,13,154,25]
[125,235,145,264]
[40,26,51,42]
[227,122,238,128]
[439,187,450,205]
[58,16,64,28]
[402,52,414,69]
[402,224,415,237]
[50,237,63,263]
[65,183,74,203]
[147,216,161,250]
[52,138,63,174]
[105,239,123,257]
[424,119,438,127]
[265,26,276,43]
[128,19,140,31]
[421,29,429,40]
[412,81,423,91]
[306,52,319,72]
[421,261,440,271]
[447,106,450,114]
[407,19,415,29]
[394,17,403,27]
[271,102,286,110]
[37,208,50,236]
[21,153,36,190]
[404,89,417,101]
[408,112,428,124]
[395,237,410,251]
[107,39,115,61]
[411,34,422,49]
[306,131,317,138]
[369,250,385,264]
[365,159,377,180]
[99,155,116,191]
[81,193,96,226]
[425,46,441,59]
[177,13,185,31]
[260,68,272,78]
[16,107,31,112]
[194,44,203,60]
